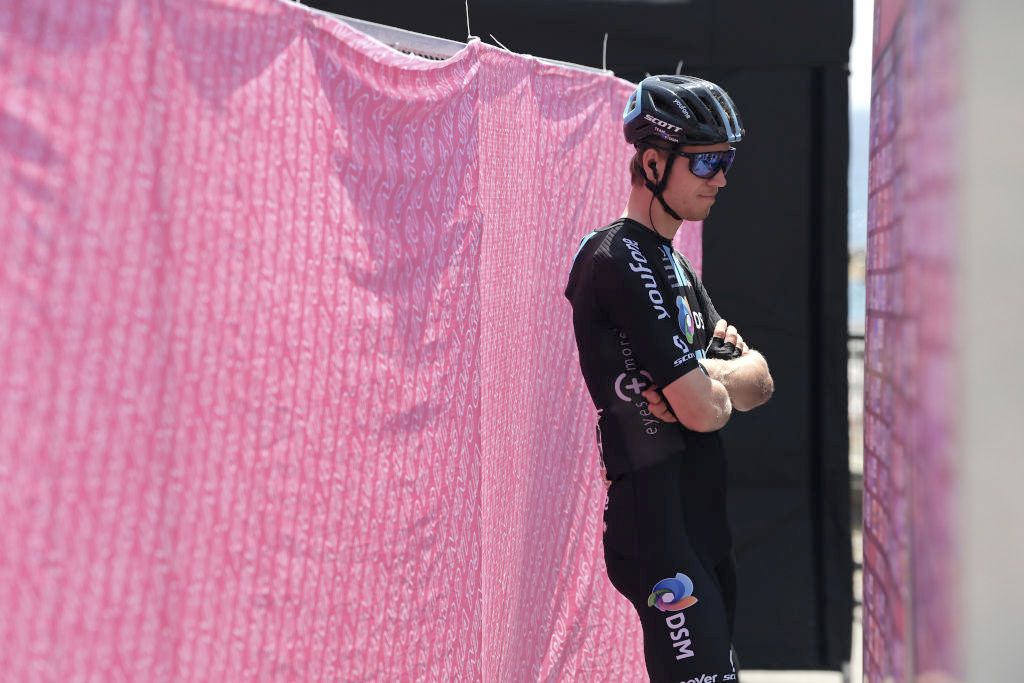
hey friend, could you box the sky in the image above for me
[848,0,873,256]
[848,0,873,327]
[850,0,874,111]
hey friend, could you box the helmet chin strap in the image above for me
[642,153,683,222]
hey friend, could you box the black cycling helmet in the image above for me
[623,74,744,148]
[623,75,744,221]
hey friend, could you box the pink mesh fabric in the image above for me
[0,1,703,680]
[863,0,959,681]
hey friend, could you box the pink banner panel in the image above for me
[0,0,705,680]
[475,52,699,682]
[863,0,959,681]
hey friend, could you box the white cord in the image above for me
[489,34,511,52]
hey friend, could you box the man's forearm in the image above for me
[700,350,774,412]
[705,377,734,430]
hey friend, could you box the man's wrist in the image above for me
[699,357,730,382]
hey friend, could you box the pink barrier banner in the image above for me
[0,0,702,680]
[864,0,959,681]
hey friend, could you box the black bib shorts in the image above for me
[603,448,740,683]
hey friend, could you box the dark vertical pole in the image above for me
[808,64,829,666]
[810,63,855,668]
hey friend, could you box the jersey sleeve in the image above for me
[595,244,703,388]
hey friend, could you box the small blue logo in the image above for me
[648,572,699,612]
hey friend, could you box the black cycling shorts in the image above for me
[603,457,741,683]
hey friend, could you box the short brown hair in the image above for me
[629,148,648,187]
[629,145,666,187]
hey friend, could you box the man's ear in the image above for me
[643,149,661,182]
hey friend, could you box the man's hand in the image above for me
[700,319,774,411]
[706,319,748,360]
[641,384,678,423]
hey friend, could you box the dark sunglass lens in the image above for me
[690,150,735,178]
[690,153,720,179]
[721,149,736,175]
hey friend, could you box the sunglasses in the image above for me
[673,147,736,179]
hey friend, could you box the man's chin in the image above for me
[680,206,714,221]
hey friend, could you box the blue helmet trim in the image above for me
[623,83,644,123]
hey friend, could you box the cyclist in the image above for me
[565,74,774,682]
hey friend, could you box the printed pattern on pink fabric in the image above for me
[0,0,707,680]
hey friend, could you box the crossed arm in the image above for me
[643,318,774,425]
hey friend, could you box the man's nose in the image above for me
[709,169,728,188]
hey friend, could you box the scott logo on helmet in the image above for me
[643,113,683,134]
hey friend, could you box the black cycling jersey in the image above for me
[565,217,723,480]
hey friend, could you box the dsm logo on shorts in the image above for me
[648,572,699,612]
